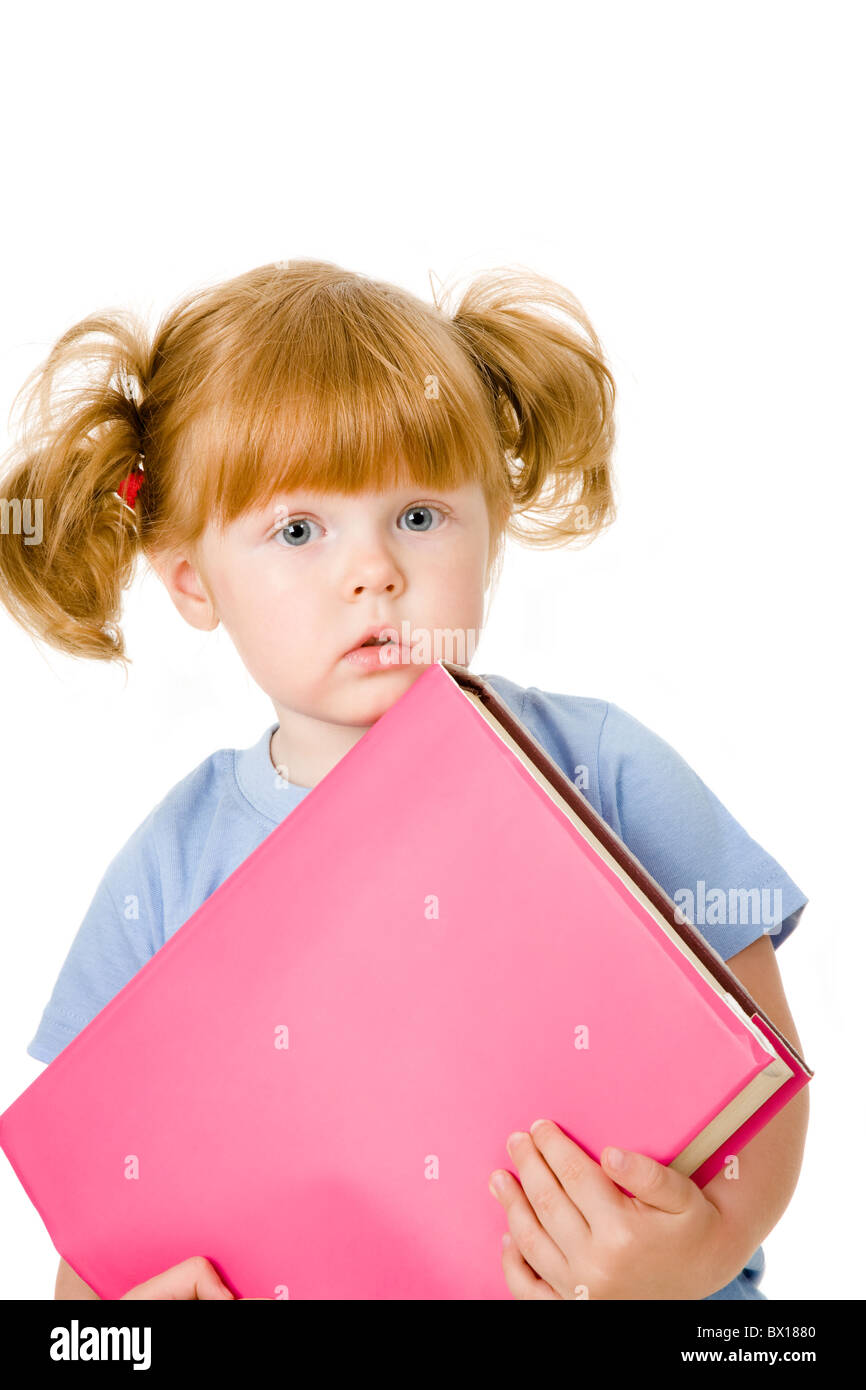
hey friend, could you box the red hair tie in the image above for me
[116,456,145,512]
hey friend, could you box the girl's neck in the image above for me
[268,717,373,790]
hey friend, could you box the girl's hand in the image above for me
[120,1255,267,1300]
[488,1120,728,1300]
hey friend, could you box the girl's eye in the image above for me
[398,504,446,533]
[271,504,446,547]
[272,517,324,548]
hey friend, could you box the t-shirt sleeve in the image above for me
[26,816,164,1066]
[596,701,809,961]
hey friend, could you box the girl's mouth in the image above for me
[343,637,400,669]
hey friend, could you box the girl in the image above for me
[0,259,809,1301]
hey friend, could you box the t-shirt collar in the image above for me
[234,721,312,824]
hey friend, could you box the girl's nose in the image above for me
[343,550,405,599]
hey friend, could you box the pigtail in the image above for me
[0,310,152,667]
[440,267,618,548]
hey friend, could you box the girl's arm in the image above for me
[702,933,810,1276]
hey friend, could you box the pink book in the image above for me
[0,661,812,1300]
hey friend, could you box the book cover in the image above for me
[0,661,813,1299]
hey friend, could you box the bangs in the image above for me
[166,277,506,537]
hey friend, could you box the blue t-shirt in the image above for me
[26,672,807,1299]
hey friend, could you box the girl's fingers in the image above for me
[505,1128,593,1250]
[522,1122,628,1235]
[501,1236,560,1300]
[492,1168,573,1291]
[121,1255,235,1300]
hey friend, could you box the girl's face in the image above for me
[154,477,493,786]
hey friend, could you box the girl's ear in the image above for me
[148,550,221,632]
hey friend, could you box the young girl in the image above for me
[0,259,809,1301]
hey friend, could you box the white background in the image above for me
[0,0,861,1301]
